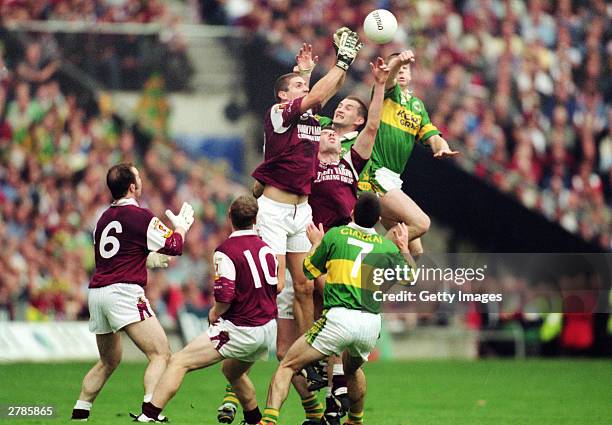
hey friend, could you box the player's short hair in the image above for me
[107,162,136,200]
[354,192,381,228]
[345,96,368,120]
[274,72,300,101]
[229,195,259,230]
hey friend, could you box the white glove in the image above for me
[146,252,171,269]
[165,202,195,232]
[335,30,363,71]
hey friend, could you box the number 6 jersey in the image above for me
[213,229,279,326]
[90,198,184,288]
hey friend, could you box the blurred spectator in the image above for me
[2,3,193,91]
[1,0,166,24]
[0,40,245,326]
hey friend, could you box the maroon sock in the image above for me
[332,374,348,394]
[244,406,262,424]
[71,409,90,420]
[142,402,162,419]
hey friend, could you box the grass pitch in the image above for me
[1,360,611,425]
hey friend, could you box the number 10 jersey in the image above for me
[213,230,279,327]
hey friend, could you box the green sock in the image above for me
[222,384,239,408]
[301,394,324,420]
[261,407,279,424]
[347,410,364,424]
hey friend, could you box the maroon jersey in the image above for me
[309,147,368,231]
[213,229,278,326]
[90,198,184,288]
[252,96,321,196]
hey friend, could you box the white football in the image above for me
[363,9,398,44]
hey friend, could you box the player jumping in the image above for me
[355,51,458,258]
[71,163,195,421]
[251,29,363,336]
[135,196,278,425]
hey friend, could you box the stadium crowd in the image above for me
[206,0,611,249]
[0,0,192,90]
[0,0,168,24]
[0,41,245,324]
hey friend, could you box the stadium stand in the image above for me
[0,34,245,324]
[211,0,611,249]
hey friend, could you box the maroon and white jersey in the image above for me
[213,229,278,327]
[252,97,321,196]
[309,147,368,231]
[90,198,184,288]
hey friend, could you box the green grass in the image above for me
[1,360,611,425]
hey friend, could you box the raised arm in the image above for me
[299,28,363,114]
[385,50,415,90]
[293,43,318,88]
[352,57,390,159]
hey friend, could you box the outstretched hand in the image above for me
[391,222,410,252]
[433,148,460,158]
[370,57,391,84]
[294,43,318,74]
[390,50,415,67]
[306,222,325,246]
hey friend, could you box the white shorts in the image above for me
[208,318,277,363]
[306,307,381,361]
[88,283,154,334]
[277,269,294,320]
[256,195,312,255]
[372,167,403,194]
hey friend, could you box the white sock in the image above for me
[74,400,92,411]
[332,364,344,375]
[326,386,332,397]
[143,394,153,403]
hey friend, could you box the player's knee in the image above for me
[101,355,121,372]
[294,280,313,298]
[148,344,171,362]
[167,352,191,371]
[278,357,300,373]
[413,213,430,236]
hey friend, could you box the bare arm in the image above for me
[385,50,415,90]
[352,57,390,159]
[300,28,363,113]
[300,66,346,114]
[426,134,460,158]
[321,73,346,108]
[208,301,230,324]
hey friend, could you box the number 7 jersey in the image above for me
[303,223,406,314]
[213,229,279,326]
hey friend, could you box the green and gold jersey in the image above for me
[370,84,440,174]
[303,223,408,313]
